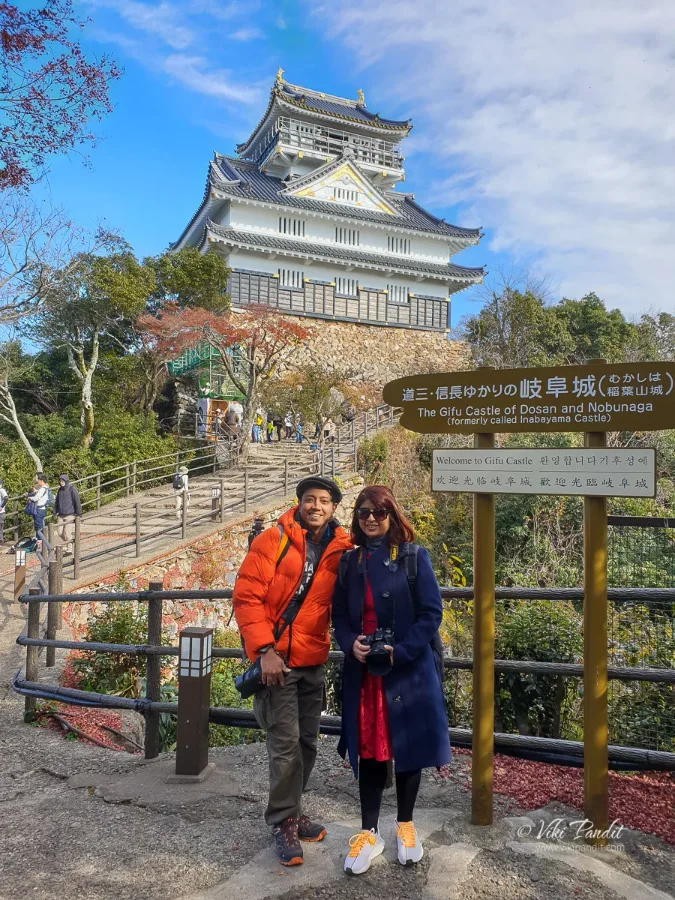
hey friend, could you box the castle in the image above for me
[174,71,483,335]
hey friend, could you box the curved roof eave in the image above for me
[205,222,485,283]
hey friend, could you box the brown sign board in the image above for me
[382,362,675,434]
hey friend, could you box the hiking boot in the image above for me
[297,815,327,842]
[396,820,423,866]
[273,817,303,866]
[344,829,384,875]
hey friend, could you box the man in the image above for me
[54,475,82,555]
[233,476,352,867]
[173,466,189,521]
[28,473,49,538]
[0,479,8,544]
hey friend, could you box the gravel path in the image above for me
[0,692,672,900]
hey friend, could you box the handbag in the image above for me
[235,555,319,699]
[24,500,37,516]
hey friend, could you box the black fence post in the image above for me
[135,503,141,558]
[46,538,63,668]
[144,580,163,759]
[220,477,225,524]
[73,517,81,580]
[25,588,41,717]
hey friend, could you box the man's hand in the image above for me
[260,649,291,686]
[352,635,371,664]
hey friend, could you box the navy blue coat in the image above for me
[332,540,451,776]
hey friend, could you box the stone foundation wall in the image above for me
[285,318,470,387]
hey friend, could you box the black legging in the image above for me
[359,757,422,831]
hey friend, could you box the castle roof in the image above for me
[236,78,411,157]
[209,156,480,240]
[204,222,484,285]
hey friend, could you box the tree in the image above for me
[0,191,95,325]
[462,270,569,369]
[145,248,231,313]
[0,341,42,469]
[139,305,309,462]
[132,248,232,414]
[35,246,155,448]
[553,293,637,364]
[0,0,120,189]
[263,364,355,449]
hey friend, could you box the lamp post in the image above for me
[168,627,215,783]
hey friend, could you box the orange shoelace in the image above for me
[396,821,417,848]
[348,831,376,857]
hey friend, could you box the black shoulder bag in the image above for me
[234,555,319,699]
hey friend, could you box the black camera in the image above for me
[363,628,394,676]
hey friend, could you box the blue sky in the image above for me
[35,0,675,324]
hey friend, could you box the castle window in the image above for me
[388,235,411,255]
[279,268,304,289]
[335,227,360,246]
[335,187,359,203]
[388,284,409,304]
[278,216,306,237]
[335,277,359,297]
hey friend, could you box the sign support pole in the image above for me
[584,383,609,843]
[472,429,495,826]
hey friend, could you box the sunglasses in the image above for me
[355,507,390,522]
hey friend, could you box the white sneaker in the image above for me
[344,829,384,875]
[396,821,423,866]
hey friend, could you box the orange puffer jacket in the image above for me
[233,507,353,667]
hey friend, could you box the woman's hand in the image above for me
[352,635,371,663]
[384,645,394,665]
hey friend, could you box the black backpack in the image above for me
[338,543,445,684]
[172,473,184,490]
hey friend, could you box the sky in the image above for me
[34,0,675,325]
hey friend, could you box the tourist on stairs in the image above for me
[332,485,450,875]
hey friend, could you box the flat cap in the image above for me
[296,476,342,504]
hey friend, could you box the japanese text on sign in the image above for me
[432,449,656,497]
[383,363,675,435]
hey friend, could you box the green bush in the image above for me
[91,407,177,472]
[70,603,150,698]
[495,599,583,738]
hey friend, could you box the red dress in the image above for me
[358,571,393,760]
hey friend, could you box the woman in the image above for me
[332,485,450,876]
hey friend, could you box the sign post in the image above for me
[383,360,674,835]
[584,362,609,841]
[472,429,495,825]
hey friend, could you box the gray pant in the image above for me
[253,664,325,826]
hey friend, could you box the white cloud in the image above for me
[309,0,675,316]
[91,0,194,49]
[231,27,265,41]
[162,54,262,104]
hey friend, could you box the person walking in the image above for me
[26,473,50,539]
[274,415,283,442]
[295,420,304,443]
[54,475,82,555]
[0,479,8,544]
[284,412,293,440]
[332,484,450,875]
[233,476,352,867]
[266,417,274,443]
[173,466,190,521]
